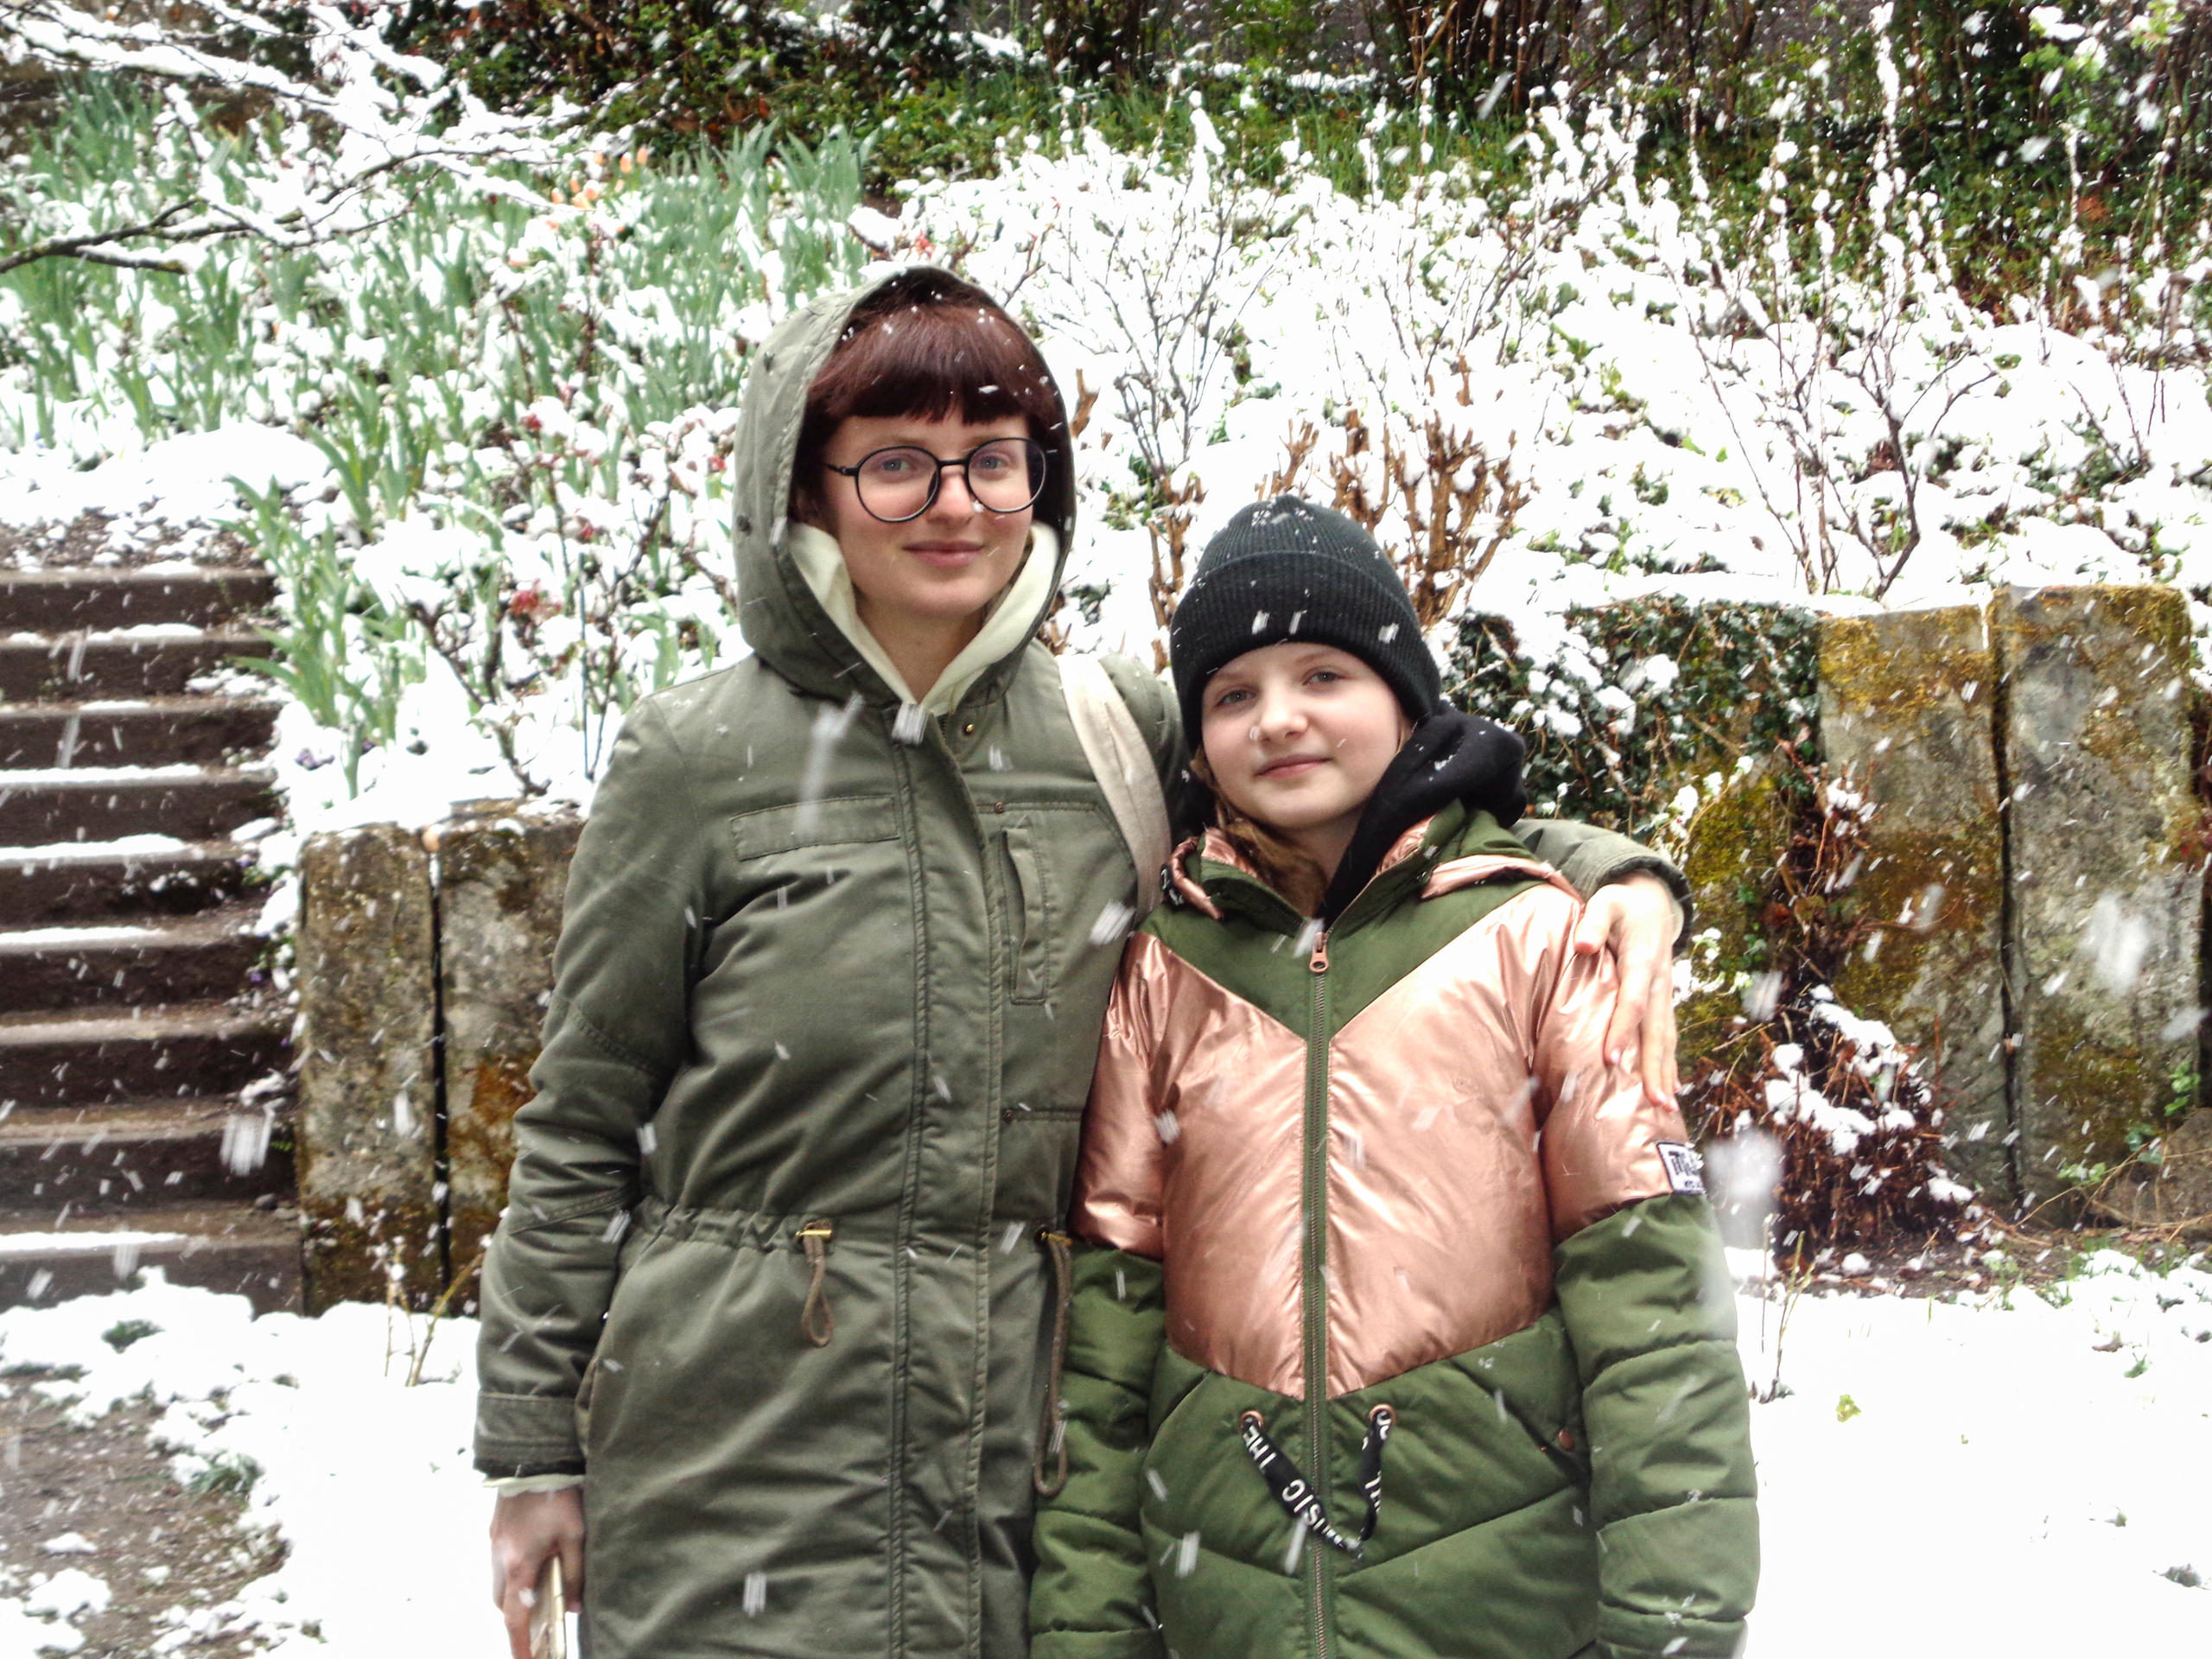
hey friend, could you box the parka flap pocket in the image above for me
[1002,817,1054,1005]
[731,795,899,859]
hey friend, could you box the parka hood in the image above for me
[728,267,1078,710]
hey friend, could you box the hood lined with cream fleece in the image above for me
[727,269,1077,717]
[786,521,1063,718]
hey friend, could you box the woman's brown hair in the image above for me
[789,268,1073,538]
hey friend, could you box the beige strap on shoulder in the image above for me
[1059,654,1173,916]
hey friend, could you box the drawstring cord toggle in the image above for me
[798,1220,836,1347]
[1033,1227,1076,1497]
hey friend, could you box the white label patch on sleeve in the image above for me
[1656,1141,1707,1196]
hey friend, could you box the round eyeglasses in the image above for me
[823,438,1048,524]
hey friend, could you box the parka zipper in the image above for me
[1301,928,1332,1659]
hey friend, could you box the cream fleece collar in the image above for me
[785,521,1059,718]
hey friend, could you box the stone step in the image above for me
[0,766,279,845]
[0,696,282,769]
[0,628,270,702]
[0,1202,302,1314]
[0,1097,294,1211]
[0,567,276,633]
[0,904,267,1013]
[0,839,256,927]
[0,1003,289,1109]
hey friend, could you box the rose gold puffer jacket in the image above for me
[1029,804,1759,1659]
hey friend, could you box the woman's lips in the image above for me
[906,543,988,569]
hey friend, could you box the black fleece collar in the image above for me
[1316,711,1528,923]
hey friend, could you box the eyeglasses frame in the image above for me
[822,438,1049,524]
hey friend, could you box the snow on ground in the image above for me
[0,1256,2205,1656]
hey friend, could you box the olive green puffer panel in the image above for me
[1033,1201,1757,1659]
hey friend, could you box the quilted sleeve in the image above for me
[1534,918,1758,1656]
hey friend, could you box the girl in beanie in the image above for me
[1027,498,1759,1659]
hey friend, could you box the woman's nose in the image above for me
[926,464,982,517]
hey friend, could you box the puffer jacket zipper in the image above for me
[1302,926,1332,1659]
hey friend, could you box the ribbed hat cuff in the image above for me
[1169,552,1439,734]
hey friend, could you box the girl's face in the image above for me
[818,411,1036,644]
[1199,643,1410,860]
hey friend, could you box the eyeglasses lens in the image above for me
[855,440,1045,521]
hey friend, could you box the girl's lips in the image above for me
[1256,756,1327,779]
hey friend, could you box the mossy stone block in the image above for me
[296,823,441,1312]
[1676,765,1796,1086]
[1819,605,2012,1200]
[434,803,582,1277]
[1998,584,2202,1205]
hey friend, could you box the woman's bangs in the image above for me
[824,304,1059,434]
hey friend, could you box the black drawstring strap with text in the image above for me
[1238,1404,1394,1555]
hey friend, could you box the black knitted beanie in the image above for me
[1167,496,1440,740]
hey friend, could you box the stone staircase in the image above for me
[0,552,302,1312]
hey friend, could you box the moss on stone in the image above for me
[446,1047,539,1272]
[301,1195,443,1314]
[1676,766,1796,1080]
[1829,830,2004,1014]
[2075,582,2190,671]
[2016,998,2174,1204]
[1818,612,1993,725]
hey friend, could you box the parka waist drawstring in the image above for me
[1033,1227,1076,1497]
[1238,1403,1395,1555]
[798,1220,836,1347]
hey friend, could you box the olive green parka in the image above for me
[473,270,1689,1659]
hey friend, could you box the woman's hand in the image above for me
[1571,873,1682,1107]
[491,1487,585,1659]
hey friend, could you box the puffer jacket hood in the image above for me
[728,266,1078,710]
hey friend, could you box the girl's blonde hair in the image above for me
[1187,753,1330,917]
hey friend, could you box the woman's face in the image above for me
[1199,643,1409,849]
[817,411,1036,644]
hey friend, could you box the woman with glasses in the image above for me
[473,268,1693,1659]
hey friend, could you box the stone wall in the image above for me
[296,803,579,1308]
[1821,604,2011,1196]
[293,583,2209,1300]
[1998,587,2202,1207]
[1454,582,2208,1217]
[431,805,582,1276]
[295,825,441,1313]
[1819,586,2205,1211]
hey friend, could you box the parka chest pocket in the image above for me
[731,795,901,865]
[1000,816,1055,1005]
[705,795,909,1006]
[992,803,1131,1008]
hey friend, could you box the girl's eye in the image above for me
[1212,687,1251,709]
[1306,669,1343,686]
